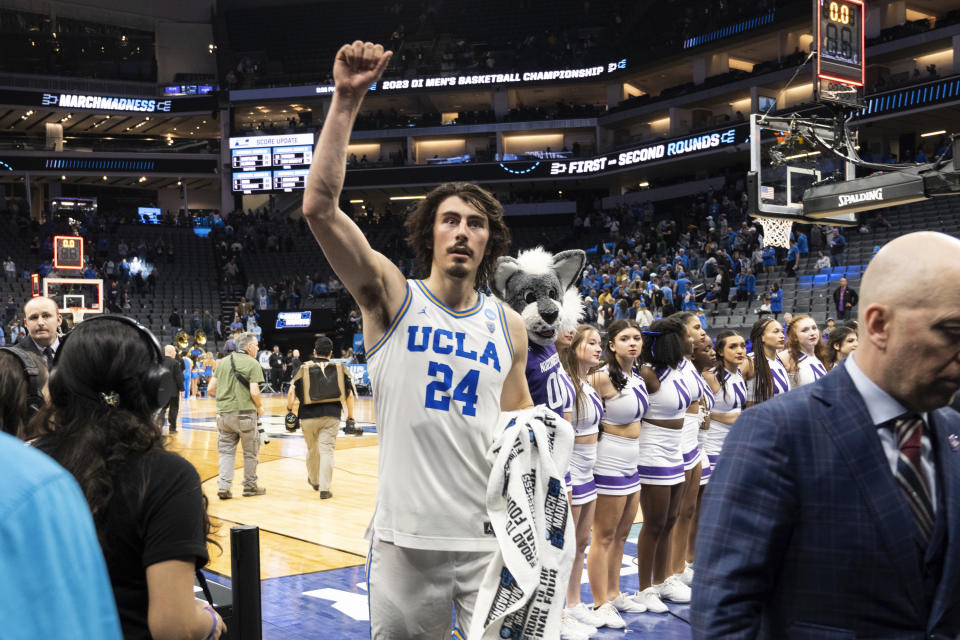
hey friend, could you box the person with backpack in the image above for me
[285,336,357,499]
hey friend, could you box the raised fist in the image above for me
[334,41,393,99]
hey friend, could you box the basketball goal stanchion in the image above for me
[753,216,794,249]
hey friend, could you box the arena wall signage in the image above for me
[0,88,216,114]
[342,124,749,188]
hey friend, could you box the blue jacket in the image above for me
[692,362,960,639]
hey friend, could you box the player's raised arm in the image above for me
[303,41,405,330]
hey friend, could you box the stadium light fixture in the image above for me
[389,195,426,200]
[920,130,946,138]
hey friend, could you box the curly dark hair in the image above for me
[640,316,687,370]
[403,182,511,289]
[0,349,47,437]
[32,318,217,552]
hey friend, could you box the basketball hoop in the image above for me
[754,216,794,249]
[68,306,84,325]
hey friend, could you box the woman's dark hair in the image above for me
[825,325,857,371]
[640,316,687,370]
[712,330,742,404]
[771,281,781,292]
[403,182,511,289]
[32,319,217,550]
[602,318,642,392]
[0,350,47,437]
[750,317,778,404]
[560,324,601,424]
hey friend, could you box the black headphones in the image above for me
[0,346,44,419]
[55,315,176,411]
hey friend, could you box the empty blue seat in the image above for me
[819,267,831,274]
[797,275,814,287]
[813,274,829,287]
[829,273,844,282]
[830,266,846,274]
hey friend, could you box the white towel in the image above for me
[469,406,576,640]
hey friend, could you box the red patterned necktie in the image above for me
[887,414,934,544]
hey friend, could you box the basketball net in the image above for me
[754,216,793,249]
[69,307,85,326]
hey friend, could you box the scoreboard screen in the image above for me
[272,145,312,167]
[232,147,272,170]
[232,171,272,193]
[273,169,310,192]
[229,133,314,192]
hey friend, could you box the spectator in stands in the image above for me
[208,331,265,500]
[738,268,757,307]
[796,230,809,257]
[814,250,831,271]
[785,239,800,277]
[229,314,243,332]
[33,317,225,639]
[3,256,15,282]
[169,309,182,329]
[833,276,858,321]
[830,229,847,266]
[4,296,16,324]
[761,245,776,274]
[189,310,202,333]
[769,282,784,319]
[202,310,216,340]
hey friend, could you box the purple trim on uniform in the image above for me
[732,381,747,409]
[656,367,670,381]
[636,464,685,478]
[771,366,789,394]
[564,471,572,484]
[682,447,701,464]
[707,454,720,465]
[701,463,712,480]
[594,472,641,488]
[572,479,597,498]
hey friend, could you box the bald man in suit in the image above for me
[693,231,960,639]
[14,296,62,369]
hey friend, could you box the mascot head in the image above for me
[491,247,586,347]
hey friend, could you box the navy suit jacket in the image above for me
[691,360,960,639]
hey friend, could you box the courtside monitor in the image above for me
[138,206,161,224]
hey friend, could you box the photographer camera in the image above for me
[207,331,266,499]
[285,336,356,499]
[30,316,225,640]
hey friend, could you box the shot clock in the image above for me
[53,235,84,270]
[814,0,865,106]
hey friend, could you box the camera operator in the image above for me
[30,316,224,640]
[208,331,266,499]
[285,336,357,500]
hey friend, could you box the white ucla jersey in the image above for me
[365,280,513,551]
[795,352,827,387]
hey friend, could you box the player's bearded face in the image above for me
[432,196,489,281]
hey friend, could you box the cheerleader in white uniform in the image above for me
[585,319,650,627]
[744,317,790,406]
[780,314,828,387]
[669,313,716,587]
[559,325,608,630]
[634,316,692,612]
[824,324,858,372]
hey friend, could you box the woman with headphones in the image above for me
[32,316,226,640]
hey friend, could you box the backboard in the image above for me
[42,277,104,322]
[747,113,858,227]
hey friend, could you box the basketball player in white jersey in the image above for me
[302,41,533,639]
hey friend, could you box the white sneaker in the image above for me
[560,615,591,640]
[657,574,692,603]
[591,602,626,629]
[566,603,604,629]
[564,615,597,638]
[678,564,694,586]
[634,586,670,613]
[612,591,648,614]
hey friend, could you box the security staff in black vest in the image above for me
[14,296,62,370]
[286,336,357,499]
[158,345,184,433]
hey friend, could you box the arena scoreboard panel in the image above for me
[229,133,314,193]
